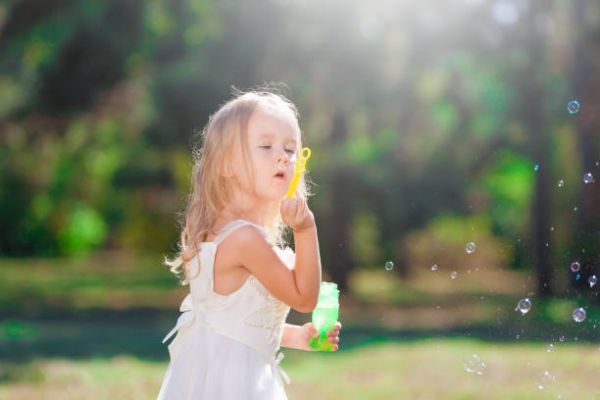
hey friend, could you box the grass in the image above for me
[0,251,181,314]
[1,340,600,399]
[2,252,600,398]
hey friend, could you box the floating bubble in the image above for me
[431,264,439,272]
[535,370,555,390]
[450,271,458,280]
[572,307,586,323]
[546,343,554,353]
[570,261,581,272]
[589,275,597,288]
[576,274,582,281]
[567,100,580,114]
[384,261,394,271]
[516,297,532,315]
[465,242,477,254]
[557,180,564,188]
[534,164,539,172]
[463,354,486,375]
[550,226,554,232]
[583,172,594,184]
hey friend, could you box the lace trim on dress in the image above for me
[243,276,291,352]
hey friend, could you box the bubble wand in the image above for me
[285,147,311,198]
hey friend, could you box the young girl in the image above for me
[157,88,342,399]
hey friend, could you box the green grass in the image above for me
[0,252,181,313]
[1,340,600,399]
[2,253,600,398]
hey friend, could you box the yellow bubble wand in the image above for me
[286,147,312,198]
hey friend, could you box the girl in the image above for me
[157,88,342,399]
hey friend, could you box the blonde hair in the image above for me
[165,86,311,285]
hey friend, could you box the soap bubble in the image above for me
[463,354,486,375]
[535,370,555,390]
[566,100,580,114]
[546,343,554,353]
[533,164,539,172]
[384,261,394,271]
[570,262,581,272]
[431,264,439,272]
[465,242,477,254]
[450,271,458,280]
[589,275,597,288]
[583,172,594,184]
[516,298,532,315]
[572,307,586,323]
[557,180,564,188]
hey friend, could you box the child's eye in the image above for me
[285,149,295,154]
[260,145,271,149]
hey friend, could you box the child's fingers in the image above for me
[281,198,297,222]
[327,331,339,339]
[301,198,308,218]
[281,198,291,216]
[295,197,301,219]
[307,323,319,338]
[328,322,342,334]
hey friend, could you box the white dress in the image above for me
[157,220,293,400]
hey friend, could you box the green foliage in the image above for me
[404,213,510,274]
[350,211,382,268]
[480,149,533,236]
[57,203,107,255]
[0,0,598,294]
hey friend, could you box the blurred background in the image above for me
[1,0,600,398]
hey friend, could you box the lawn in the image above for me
[1,340,600,399]
[1,252,600,399]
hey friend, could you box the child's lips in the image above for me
[274,173,287,184]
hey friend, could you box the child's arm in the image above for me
[280,322,342,351]
[231,196,321,313]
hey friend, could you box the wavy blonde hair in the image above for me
[165,87,311,285]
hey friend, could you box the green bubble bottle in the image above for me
[309,282,339,352]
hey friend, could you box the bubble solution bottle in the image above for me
[308,282,339,352]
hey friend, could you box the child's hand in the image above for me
[280,195,315,233]
[301,321,342,351]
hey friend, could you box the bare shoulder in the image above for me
[227,224,271,247]
[221,225,276,272]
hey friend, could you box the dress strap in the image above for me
[213,219,268,246]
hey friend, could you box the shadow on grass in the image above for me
[2,305,599,368]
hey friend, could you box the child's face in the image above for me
[232,106,299,203]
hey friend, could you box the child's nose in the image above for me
[276,152,289,164]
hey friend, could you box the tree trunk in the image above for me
[326,107,353,292]
[523,0,553,297]
[571,0,600,297]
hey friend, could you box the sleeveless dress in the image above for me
[157,219,293,400]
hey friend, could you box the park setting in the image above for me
[1,0,600,399]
